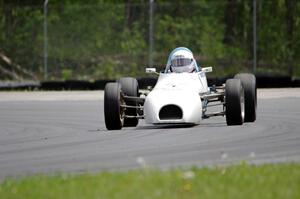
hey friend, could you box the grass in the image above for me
[0,163,299,199]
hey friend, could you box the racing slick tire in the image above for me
[118,77,139,127]
[225,79,245,126]
[104,82,124,130]
[234,73,257,122]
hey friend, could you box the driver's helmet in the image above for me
[165,47,199,73]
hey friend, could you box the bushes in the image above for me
[0,1,300,80]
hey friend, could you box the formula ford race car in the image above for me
[104,47,256,130]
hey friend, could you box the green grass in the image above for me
[1,163,300,199]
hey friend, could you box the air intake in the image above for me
[159,105,183,120]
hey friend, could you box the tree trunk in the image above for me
[224,0,237,45]
[125,0,133,29]
[0,51,37,80]
[3,0,13,42]
[285,0,295,76]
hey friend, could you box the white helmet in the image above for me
[168,47,197,73]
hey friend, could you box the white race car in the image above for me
[104,47,256,130]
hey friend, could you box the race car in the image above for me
[104,47,257,130]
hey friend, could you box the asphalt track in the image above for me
[0,88,300,178]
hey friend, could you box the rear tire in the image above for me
[234,73,257,122]
[225,79,244,126]
[104,82,124,130]
[118,77,139,127]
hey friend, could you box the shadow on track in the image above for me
[135,124,196,130]
[135,122,226,130]
[198,122,227,127]
[90,121,226,132]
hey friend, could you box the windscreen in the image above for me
[171,58,192,67]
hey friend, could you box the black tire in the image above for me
[118,77,139,127]
[104,82,124,130]
[225,79,245,126]
[234,73,257,122]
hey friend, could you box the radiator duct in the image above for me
[159,105,183,120]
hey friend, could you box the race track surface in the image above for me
[0,88,300,178]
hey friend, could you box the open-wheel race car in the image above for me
[104,47,257,130]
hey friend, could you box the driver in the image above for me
[165,47,200,73]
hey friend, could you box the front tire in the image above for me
[118,77,139,127]
[104,82,124,130]
[234,73,257,122]
[225,79,245,126]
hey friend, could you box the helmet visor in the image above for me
[171,58,193,67]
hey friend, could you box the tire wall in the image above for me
[1,75,299,90]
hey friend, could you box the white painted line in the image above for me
[0,91,104,102]
[258,88,300,99]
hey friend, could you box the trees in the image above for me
[0,0,299,80]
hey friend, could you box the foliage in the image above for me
[0,0,299,80]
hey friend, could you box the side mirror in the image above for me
[201,67,213,73]
[146,68,159,75]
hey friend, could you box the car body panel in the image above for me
[144,72,209,124]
